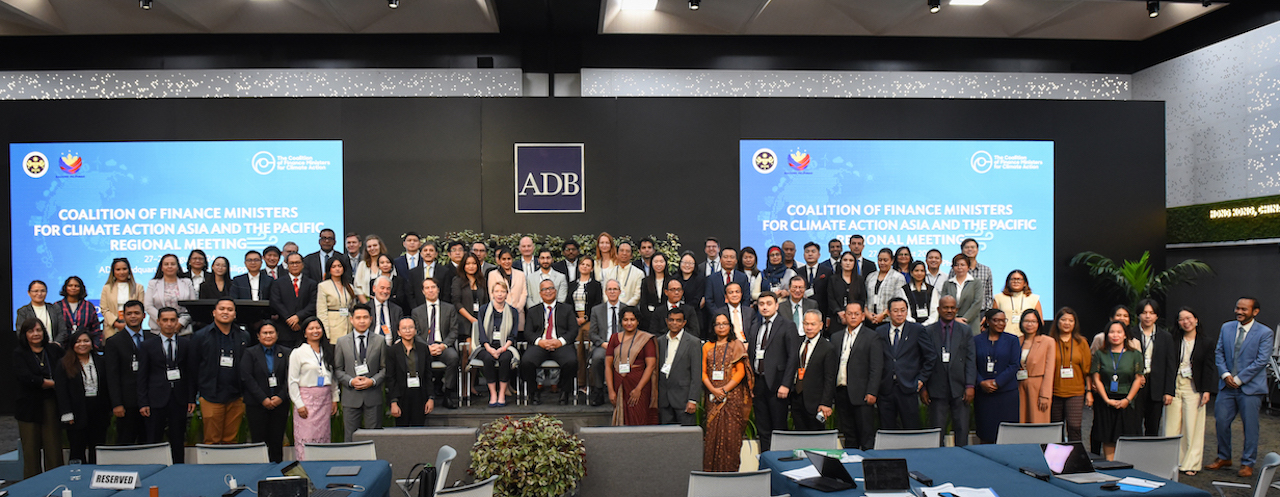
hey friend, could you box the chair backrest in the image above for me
[437,475,499,497]
[96,442,173,466]
[303,440,377,461]
[874,428,943,450]
[1251,452,1280,497]
[996,422,1063,445]
[770,430,840,452]
[1114,436,1181,480]
[435,445,459,493]
[688,469,772,497]
[194,443,269,464]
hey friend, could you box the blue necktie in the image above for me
[133,332,142,349]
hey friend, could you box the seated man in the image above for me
[650,278,702,340]
[521,279,579,405]
[412,279,461,409]
[588,280,625,406]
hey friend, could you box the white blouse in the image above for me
[288,345,340,406]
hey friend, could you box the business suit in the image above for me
[413,300,461,399]
[385,338,436,426]
[924,319,975,446]
[1133,326,1177,436]
[939,278,982,329]
[136,334,196,463]
[1213,319,1275,468]
[876,320,936,429]
[651,302,703,340]
[436,261,460,305]
[637,274,668,324]
[568,279,603,394]
[655,330,703,426]
[192,323,250,444]
[144,278,196,335]
[54,355,112,464]
[302,250,351,287]
[831,323,883,450]
[16,303,69,345]
[854,257,876,279]
[746,314,801,451]
[525,269,569,309]
[197,277,233,300]
[268,272,318,347]
[521,301,579,402]
[826,275,869,324]
[714,303,755,343]
[778,298,818,335]
[789,335,837,431]
[240,343,291,462]
[1166,329,1218,472]
[102,328,156,445]
[369,298,405,344]
[589,301,625,394]
[14,343,64,477]
[552,258,582,283]
[632,258,652,277]
[335,329,387,442]
[798,264,832,315]
[230,272,275,301]
[393,253,425,283]
[373,274,414,315]
[705,270,751,309]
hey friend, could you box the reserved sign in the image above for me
[90,470,139,490]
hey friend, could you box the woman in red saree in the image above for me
[605,306,658,425]
[702,311,753,472]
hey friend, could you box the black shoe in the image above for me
[559,391,570,405]
[532,391,543,405]
[589,391,604,407]
[444,397,459,409]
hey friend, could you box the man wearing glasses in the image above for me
[268,253,318,347]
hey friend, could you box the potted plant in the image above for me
[470,414,586,497]
[1068,250,1213,311]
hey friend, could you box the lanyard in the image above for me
[312,346,327,373]
[1110,352,1122,376]
[714,340,728,369]
[623,332,638,363]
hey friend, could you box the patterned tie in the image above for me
[292,276,299,297]
[1234,323,1246,362]
[545,305,554,340]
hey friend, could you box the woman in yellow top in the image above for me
[1049,307,1091,442]
[1017,308,1055,423]
[315,257,354,343]
[994,270,1042,335]
[701,311,753,472]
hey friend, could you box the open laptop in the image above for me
[862,458,915,497]
[1041,442,1121,484]
[264,462,352,497]
[795,450,857,492]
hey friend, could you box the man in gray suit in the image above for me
[588,280,624,406]
[655,307,703,426]
[922,295,976,446]
[830,301,883,450]
[778,276,818,336]
[412,279,460,409]
[525,248,569,309]
[334,303,386,442]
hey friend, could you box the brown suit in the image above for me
[1018,334,1056,423]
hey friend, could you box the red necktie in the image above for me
[725,271,731,285]
[292,277,299,297]
[545,305,554,340]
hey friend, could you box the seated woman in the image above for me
[701,311,752,472]
[470,278,519,407]
[386,317,436,426]
[605,306,657,426]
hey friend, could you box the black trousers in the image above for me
[520,345,578,392]
[114,404,147,445]
[68,395,112,463]
[752,373,790,452]
[145,396,190,464]
[245,401,290,462]
[834,386,876,450]
[879,388,923,430]
[789,393,826,431]
[1135,392,1163,436]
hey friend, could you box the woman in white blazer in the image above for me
[101,258,146,340]
[145,254,195,334]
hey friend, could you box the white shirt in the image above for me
[374,299,393,344]
[704,258,718,277]
[924,270,945,288]
[265,265,280,280]
[408,254,418,270]
[32,304,51,341]
[755,317,775,369]
[562,259,578,281]
[115,282,132,310]
[288,345,339,405]
[837,325,862,386]
[799,335,816,366]
[424,301,442,343]
[663,330,684,375]
[247,272,262,300]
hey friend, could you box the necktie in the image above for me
[611,305,619,338]
[857,260,863,277]
[265,346,274,374]
[166,337,174,365]
[292,277,300,297]
[793,304,802,326]
[379,303,387,330]
[762,319,772,347]
[732,308,744,341]
[359,334,367,361]
[133,332,142,349]
[410,255,417,269]
[809,267,815,283]
[1234,323,1246,361]
[429,304,437,343]
[545,305,554,340]
[725,271,731,286]
[893,327,901,348]
[321,253,328,272]
[797,338,811,389]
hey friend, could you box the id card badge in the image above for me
[660,363,672,375]
[355,363,370,376]
[338,308,350,317]
[131,359,140,372]
[756,349,766,361]
[1180,366,1192,378]
[711,370,725,381]
[986,359,995,373]
[85,385,99,397]
[219,355,234,368]
[1016,370,1029,381]
[268,376,278,388]
[941,352,951,363]
[618,363,631,374]
[166,369,182,381]
[473,303,480,313]
[407,375,421,388]
[1060,367,1074,379]
[1110,374,1119,392]
[318,375,327,387]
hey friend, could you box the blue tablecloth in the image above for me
[285,460,392,497]
[110,461,393,497]
[963,444,1210,497]
[2,464,166,497]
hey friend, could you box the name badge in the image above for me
[407,375,421,388]
[1180,366,1192,378]
[355,363,369,376]
[618,363,631,374]
[339,308,350,317]
[268,376,278,388]
[712,370,725,381]
[220,356,234,368]
[1060,367,1074,379]
[756,350,766,360]
[1016,370,1029,381]
[85,385,99,397]
[166,369,181,381]
[473,303,480,312]
[986,360,995,373]
[1110,374,1119,392]
[941,352,951,363]
[660,363,672,375]
[131,359,139,372]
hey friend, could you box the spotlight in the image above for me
[1147,0,1159,18]
[928,0,941,14]
[139,0,152,9]
[688,0,699,10]
[388,0,399,8]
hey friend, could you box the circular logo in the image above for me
[252,151,276,175]
[752,148,777,174]
[971,150,993,174]
[22,151,48,178]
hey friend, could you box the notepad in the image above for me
[326,466,362,477]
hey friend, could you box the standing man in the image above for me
[262,246,284,281]
[651,279,702,340]
[923,249,946,288]
[831,302,882,450]
[335,304,386,442]
[522,280,579,405]
[344,232,363,269]
[848,235,875,278]
[1207,297,1274,477]
[513,236,537,272]
[746,291,800,452]
[798,242,830,300]
[656,308,702,426]
[706,247,749,310]
[393,232,424,277]
[611,242,645,307]
[471,242,497,275]
[231,250,274,301]
[193,298,249,444]
[922,296,975,446]
[634,238,656,277]
[303,229,351,284]
[778,276,818,335]
[526,248,569,308]
[404,240,444,311]
[699,237,720,277]
[720,283,754,343]
[877,297,936,429]
[791,310,837,431]
[137,307,196,463]
[1134,299,1176,437]
[552,241,582,282]
[589,280,624,406]
[438,241,467,304]
[412,279,460,408]
[240,321,291,462]
[781,240,798,270]
[102,300,155,445]
[268,252,318,348]
[818,238,843,275]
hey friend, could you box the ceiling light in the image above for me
[139,0,152,9]
[388,0,398,8]
[1147,0,1160,18]
[620,0,658,10]
[950,0,987,5]
[928,0,941,14]
[688,0,700,10]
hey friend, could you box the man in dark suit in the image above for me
[746,291,801,452]
[370,276,405,345]
[231,250,274,301]
[268,253,318,348]
[470,241,497,275]
[798,242,832,311]
[393,232,424,277]
[720,283,755,343]
[817,238,842,275]
[1133,298,1177,436]
[240,320,291,462]
[521,279,579,405]
[650,278,702,340]
[848,234,876,279]
[137,307,196,462]
[831,301,883,450]
[877,297,937,430]
[588,280,625,406]
[303,228,352,284]
[103,300,155,445]
[656,307,703,426]
[402,241,445,311]
[778,276,818,334]
[922,296,975,446]
[705,247,750,308]
[437,241,466,305]
[335,304,388,440]
[551,240,582,282]
[791,309,837,431]
[193,299,250,444]
[512,236,537,273]
[633,238,656,277]
[697,237,720,277]
[413,279,461,408]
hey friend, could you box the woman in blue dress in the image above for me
[973,308,1021,444]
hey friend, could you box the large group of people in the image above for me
[10,230,1274,479]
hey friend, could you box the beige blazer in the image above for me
[316,279,354,343]
[1020,333,1057,398]
[100,281,145,338]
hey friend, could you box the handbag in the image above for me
[404,463,438,497]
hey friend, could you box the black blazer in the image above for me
[827,274,869,321]
[746,316,801,392]
[13,344,64,422]
[370,274,414,313]
[385,340,436,405]
[15,304,69,346]
[191,324,250,402]
[876,321,937,395]
[1134,326,1178,401]
[523,302,577,344]
[453,275,491,322]
[403,262,451,311]
[830,325,883,405]
[563,279,602,315]
[638,274,670,315]
[651,303,702,339]
[795,335,838,414]
[369,299,405,338]
[136,334,197,410]
[923,320,976,399]
[435,262,459,306]
[198,277,234,300]
[675,273,707,309]
[302,251,352,286]
[240,343,292,407]
[551,259,582,282]
[1176,329,1219,395]
[102,329,155,410]
[54,354,110,429]
[231,273,275,301]
[799,265,833,316]
[268,273,319,344]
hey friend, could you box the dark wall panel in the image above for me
[1166,244,1280,332]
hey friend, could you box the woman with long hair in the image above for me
[1049,307,1091,443]
[638,253,669,323]
[701,311,753,471]
[1091,320,1145,460]
[54,330,110,463]
[827,251,868,326]
[316,256,355,343]
[738,247,763,302]
[353,234,387,303]
[100,258,145,340]
[893,246,914,280]
[57,276,102,348]
[594,232,618,279]
[13,318,64,476]
[288,317,338,460]
[995,270,1043,333]
[902,261,938,326]
[1165,307,1217,476]
[567,256,602,395]
[605,307,658,426]
[454,253,491,332]
[198,256,234,299]
[145,254,195,334]
[487,248,527,331]
[675,250,706,313]
[1017,309,1056,423]
[972,309,1020,444]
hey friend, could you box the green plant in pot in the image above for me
[1068,250,1213,312]
[471,414,586,497]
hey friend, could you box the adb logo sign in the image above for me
[971,150,993,174]
[515,144,584,213]
[252,151,276,175]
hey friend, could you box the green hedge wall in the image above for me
[1167,194,1280,244]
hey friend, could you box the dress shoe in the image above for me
[559,391,570,405]
[444,397,459,409]
[531,390,543,405]
[1238,466,1253,478]
[589,391,605,407]
[1205,459,1232,470]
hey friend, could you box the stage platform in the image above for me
[427,394,615,431]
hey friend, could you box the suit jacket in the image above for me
[385,339,436,405]
[713,303,757,342]
[939,278,983,327]
[655,330,703,409]
[705,270,751,309]
[368,298,405,340]
[191,323,250,402]
[1177,330,1219,395]
[144,278,196,333]
[856,257,877,279]
[564,279,602,315]
[638,274,670,314]
[778,298,818,332]
[268,272,319,344]
[513,257,538,274]
[230,273,275,301]
[197,277,234,300]
[302,251,352,286]
[373,274,414,314]
[651,302,702,339]
[99,281,146,334]
[436,262,460,305]
[631,258,652,278]
[136,334,197,410]
[798,264,832,315]
[589,301,626,347]
[103,329,156,410]
[452,275,491,324]
[1215,320,1275,395]
[746,316,801,392]
[1021,334,1057,402]
[551,259,582,283]
[876,321,937,395]
[523,301,576,344]
[392,254,428,284]
[412,301,459,347]
[14,344,63,422]
[830,324,883,405]
[334,330,387,408]
[794,335,837,414]
[54,354,111,428]
[240,343,292,407]
[1134,326,1177,401]
[923,320,976,399]
[525,269,569,309]
[16,303,69,345]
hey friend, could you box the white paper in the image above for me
[840,453,864,463]
[1117,477,1165,489]
[781,465,821,481]
[919,483,998,497]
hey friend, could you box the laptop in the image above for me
[1041,442,1121,484]
[862,458,915,497]
[795,450,857,492]
[267,462,353,497]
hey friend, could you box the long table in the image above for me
[3,461,392,497]
[1,464,167,497]
[963,444,1210,497]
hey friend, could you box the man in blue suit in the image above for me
[1207,297,1274,477]
[876,297,936,429]
[706,247,750,310]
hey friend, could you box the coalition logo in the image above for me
[60,154,82,174]
[971,150,993,174]
[22,151,48,178]
[788,151,810,171]
[252,151,276,175]
[752,148,777,174]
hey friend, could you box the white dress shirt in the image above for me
[837,324,862,386]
